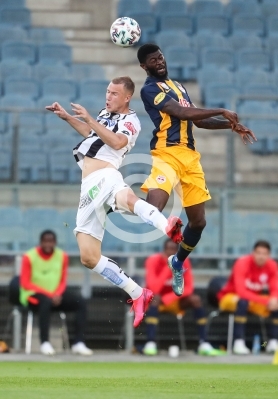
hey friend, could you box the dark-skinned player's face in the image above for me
[141,50,168,80]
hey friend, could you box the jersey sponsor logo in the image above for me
[154,92,166,105]
[98,118,117,128]
[245,278,264,292]
[175,81,186,93]
[124,121,137,135]
[158,82,171,93]
[179,98,190,108]
[121,130,131,136]
[156,175,166,184]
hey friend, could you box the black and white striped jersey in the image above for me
[73,108,141,170]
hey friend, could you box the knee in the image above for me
[236,299,249,313]
[189,217,206,231]
[152,295,161,308]
[37,294,52,309]
[80,252,100,269]
[186,294,202,309]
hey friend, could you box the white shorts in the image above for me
[74,168,128,241]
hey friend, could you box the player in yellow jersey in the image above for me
[137,44,256,296]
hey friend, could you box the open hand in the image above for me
[233,123,257,145]
[267,297,278,311]
[45,102,69,120]
[52,295,62,307]
[71,103,91,123]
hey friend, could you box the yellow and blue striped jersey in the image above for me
[141,76,195,151]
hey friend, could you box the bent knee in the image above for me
[188,294,202,308]
[189,218,206,231]
[80,252,100,269]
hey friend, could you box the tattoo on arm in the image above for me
[194,117,231,130]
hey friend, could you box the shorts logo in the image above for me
[179,98,190,107]
[154,92,166,105]
[88,178,105,200]
[78,194,92,209]
[124,122,137,135]
[156,175,166,184]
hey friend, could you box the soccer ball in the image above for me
[110,17,141,47]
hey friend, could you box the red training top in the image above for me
[217,254,278,305]
[20,246,68,305]
[145,253,193,305]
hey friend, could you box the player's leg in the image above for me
[146,188,169,212]
[115,188,183,243]
[266,310,278,353]
[143,294,161,355]
[233,299,250,354]
[76,233,152,327]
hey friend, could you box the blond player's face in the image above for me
[252,246,270,267]
[106,82,131,113]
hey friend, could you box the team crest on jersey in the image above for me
[179,98,190,108]
[158,82,171,93]
[156,175,166,184]
[124,122,136,135]
[154,92,166,105]
[175,81,186,93]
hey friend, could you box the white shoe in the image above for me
[233,339,250,355]
[40,341,55,355]
[71,342,93,355]
[143,341,158,356]
[266,339,278,353]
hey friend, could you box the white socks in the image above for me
[92,255,143,300]
[133,199,167,234]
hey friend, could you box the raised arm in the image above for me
[45,102,91,138]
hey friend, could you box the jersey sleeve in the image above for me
[116,114,141,144]
[141,84,172,111]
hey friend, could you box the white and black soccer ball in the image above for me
[110,17,141,47]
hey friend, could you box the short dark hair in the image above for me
[137,43,161,64]
[111,76,135,95]
[253,240,271,251]
[163,238,178,250]
[40,230,57,242]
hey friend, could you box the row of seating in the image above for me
[0,26,65,44]
[1,207,278,254]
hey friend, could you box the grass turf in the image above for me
[0,362,277,399]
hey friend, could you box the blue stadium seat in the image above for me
[237,49,271,71]
[0,207,23,227]
[236,69,270,88]
[0,151,12,181]
[0,95,36,108]
[79,79,109,98]
[0,0,25,8]
[226,0,260,16]
[19,111,44,130]
[23,208,59,228]
[0,61,32,80]
[33,63,70,80]
[0,25,27,44]
[130,99,147,115]
[232,14,264,37]
[247,120,278,155]
[28,27,64,43]
[267,16,278,36]
[196,15,230,36]
[201,47,235,70]
[45,113,67,129]
[165,46,198,80]
[18,130,42,151]
[261,0,278,18]
[198,67,234,101]
[193,32,228,51]
[273,50,278,71]
[18,151,48,182]
[38,44,72,66]
[154,0,187,16]
[204,83,238,108]
[71,63,105,81]
[266,35,278,53]
[229,33,262,51]
[243,84,277,98]
[1,41,36,64]
[0,111,8,134]
[49,150,80,183]
[237,101,276,119]
[71,96,104,115]
[0,8,31,28]
[190,0,223,15]
[128,12,158,43]
[155,30,191,52]
[117,0,152,16]
[37,95,71,110]
[4,78,40,99]
[0,226,28,251]
[42,78,77,102]
[43,129,77,150]
[159,14,194,36]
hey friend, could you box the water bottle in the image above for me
[252,334,261,355]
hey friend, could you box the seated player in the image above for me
[20,230,92,356]
[218,240,278,354]
[143,238,221,356]
[46,76,183,329]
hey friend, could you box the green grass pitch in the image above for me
[0,362,277,399]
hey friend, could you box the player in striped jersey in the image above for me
[137,44,257,297]
[46,76,183,328]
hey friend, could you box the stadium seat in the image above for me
[0,150,12,181]
[18,130,42,151]
[232,15,265,37]
[128,12,158,43]
[130,99,147,115]
[237,49,271,72]
[117,0,152,16]
[1,41,36,64]
[45,112,68,129]
[193,33,228,52]
[23,208,59,229]
[159,14,194,36]
[74,96,104,115]
[42,78,77,102]
[0,61,32,80]
[37,95,72,111]
[0,226,28,251]
[0,8,31,28]
[4,78,40,99]
[18,111,44,131]
[0,0,25,8]
[28,27,64,43]
[196,15,230,36]
[0,95,36,109]
[229,33,262,51]
[43,129,77,151]
[261,0,278,18]
[0,25,27,44]
[243,84,277,98]
[155,30,191,52]
[247,119,278,155]
[237,101,276,119]
[38,44,72,66]
[201,48,235,70]
[267,16,278,36]
[266,35,278,53]
[18,151,48,182]
[204,83,238,109]
[71,63,105,81]
[189,0,223,15]
[198,67,234,101]
[79,79,110,98]
[165,47,198,80]
[0,111,8,134]
[226,0,260,16]
[49,150,79,183]
[154,0,187,16]
[235,69,270,88]
[33,63,70,81]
